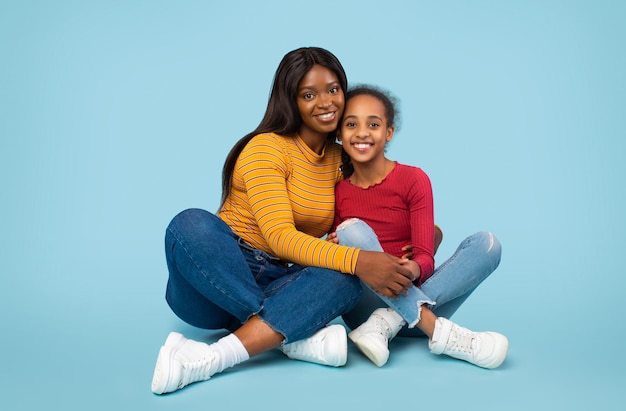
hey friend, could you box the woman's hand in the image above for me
[326,232,339,243]
[354,251,414,298]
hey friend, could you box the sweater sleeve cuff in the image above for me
[415,255,434,284]
[347,248,360,275]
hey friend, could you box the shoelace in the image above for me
[446,326,476,354]
[373,316,392,339]
[355,315,392,342]
[179,352,217,388]
[286,333,327,359]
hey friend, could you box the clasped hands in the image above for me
[326,232,419,299]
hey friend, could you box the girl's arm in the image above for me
[240,135,413,297]
[406,168,435,284]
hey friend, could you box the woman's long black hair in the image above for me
[220,47,348,208]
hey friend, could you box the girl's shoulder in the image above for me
[393,162,430,179]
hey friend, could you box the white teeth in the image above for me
[317,113,333,119]
[354,143,371,149]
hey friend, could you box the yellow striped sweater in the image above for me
[218,133,359,274]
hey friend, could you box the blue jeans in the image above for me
[336,218,501,337]
[164,209,362,343]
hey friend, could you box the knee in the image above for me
[166,208,223,239]
[168,208,210,231]
[165,209,229,257]
[474,231,502,270]
[336,217,363,231]
[335,218,379,250]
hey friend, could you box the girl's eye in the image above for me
[303,93,314,100]
[369,123,380,128]
[344,121,356,128]
[329,87,339,94]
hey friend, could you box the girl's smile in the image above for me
[340,94,393,164]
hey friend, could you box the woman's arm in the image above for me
[240,135,413,297]
[239,135,358,273]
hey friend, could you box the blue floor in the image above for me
[2,1,624,410]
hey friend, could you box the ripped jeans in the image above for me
[336,218,501,337]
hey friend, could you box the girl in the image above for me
[329,85,508,368]
[151,49,415,394]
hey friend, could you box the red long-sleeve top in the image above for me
[333,163,435,285]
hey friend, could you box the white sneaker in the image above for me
[151,332,220,394]
[429,317,508,369]
[348,308,406,367]
[280,324,347,367]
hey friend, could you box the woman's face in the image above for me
[296,64,345,143]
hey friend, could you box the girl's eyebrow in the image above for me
[343,114,384,121]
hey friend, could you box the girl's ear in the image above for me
[337,131,342,142]
[386,126,395,142]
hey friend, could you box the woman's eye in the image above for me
[329,87,339,94]
[303,93,314,100]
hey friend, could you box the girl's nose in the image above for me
[355,127,369,138]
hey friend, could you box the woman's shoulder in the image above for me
[242,132,291,153]
[247,132,286,145]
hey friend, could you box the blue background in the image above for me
[1,0,624,409]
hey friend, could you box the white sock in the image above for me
[431,319,441,342]
[210,334,250,373]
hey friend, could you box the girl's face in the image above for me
[339,94,394,165]
[296,64,345,143]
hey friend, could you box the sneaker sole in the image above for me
[325,324,348,367]
[348,328,389,367]
[151,333,187,394]
[480,333,509,369]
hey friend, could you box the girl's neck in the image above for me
[349,158,395,188]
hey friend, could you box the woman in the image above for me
[151,47,414,395]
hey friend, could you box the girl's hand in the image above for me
[354,251,414,299]
[399,259,421,284]
[326,232,339,244]
[401,244,413,260]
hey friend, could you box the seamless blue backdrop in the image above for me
[1,1,624,410]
